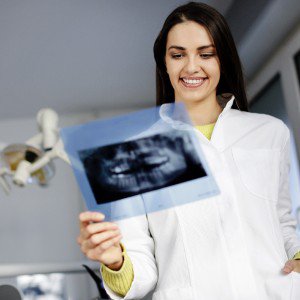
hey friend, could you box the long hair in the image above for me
[153,2,248,111]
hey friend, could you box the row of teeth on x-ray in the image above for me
[109,154,170,175]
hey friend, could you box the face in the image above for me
[165,21,220,104]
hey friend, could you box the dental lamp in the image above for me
[0,108,70,195]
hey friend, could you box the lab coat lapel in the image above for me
[211,104,272,152]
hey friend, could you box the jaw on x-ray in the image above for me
[61,103,219,221]
[79,130,206,204]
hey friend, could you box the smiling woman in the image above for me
[77,2,300,300]
[164,21,221,125]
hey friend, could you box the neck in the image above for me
[176,94,222,126]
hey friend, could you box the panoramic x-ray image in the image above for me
[61,104,220,220]
[79,130,206,204]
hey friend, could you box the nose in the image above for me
[184,56,201,74]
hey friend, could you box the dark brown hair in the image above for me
[153,1,248,111]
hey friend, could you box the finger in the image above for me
[282,260,296,274]
[85,235,122,263]
[83,235,122,261]
[80,239,92,254]
[80,222,119,240]
[79,212,91,228]
[79,212,105,229]
[89,229,121,246]
[83,230,120,251]
[86,248,98,261]
[98,234,123,251]
[85,222,119,236]
[80,235,105,254]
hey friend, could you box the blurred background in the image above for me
[0,0,299,299]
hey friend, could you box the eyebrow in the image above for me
[167,44,215,51]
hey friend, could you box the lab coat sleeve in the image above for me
[277,125,300,259]
[101,214,158,299]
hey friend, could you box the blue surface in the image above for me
[60,104,219,221]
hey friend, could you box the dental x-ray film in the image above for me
[60,103,219,221]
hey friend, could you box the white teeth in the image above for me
[182,78,204,84]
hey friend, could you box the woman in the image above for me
[78,2,300,299]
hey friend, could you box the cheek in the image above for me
[209,63,221,83]
[166,66,181,86]
[214,68,221,82]
[166,59,180,80]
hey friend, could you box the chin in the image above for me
[178,94,206,104]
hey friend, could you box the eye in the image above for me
[200,52,216,59]
[171,53,184,59]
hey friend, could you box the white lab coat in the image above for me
[103,96,300,300]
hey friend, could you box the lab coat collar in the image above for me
[159,95,270,152]
[158,94,236,135]
[211,103,271,152]
[159,94,235,127]
[218,94,235,114]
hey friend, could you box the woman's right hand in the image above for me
[78,211,123,270]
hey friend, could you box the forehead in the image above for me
[166,21,213,47]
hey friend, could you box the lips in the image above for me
[180,77,207,88]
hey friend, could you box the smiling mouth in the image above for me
[180,77,207,88]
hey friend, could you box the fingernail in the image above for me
[97,213,105,219]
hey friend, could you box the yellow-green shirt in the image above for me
[101,243,133,296]
[195,123,216,140]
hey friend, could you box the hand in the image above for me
[77,211,123,270]
[282,259,300,274]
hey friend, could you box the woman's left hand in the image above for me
[282,260,300,274]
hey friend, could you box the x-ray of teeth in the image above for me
[61,103,220,221]
[79,130,207,204]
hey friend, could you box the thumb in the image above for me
[282,260,297,274]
